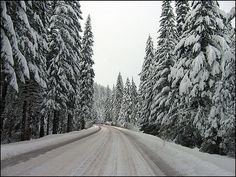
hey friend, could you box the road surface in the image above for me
[1,126,179,176]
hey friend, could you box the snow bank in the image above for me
[116,127,235,176]
[1,125,100,161]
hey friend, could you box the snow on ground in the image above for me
[116,126,235,176]
[1,125,234,176]
[1,126,163,176]
[1,125,100,161]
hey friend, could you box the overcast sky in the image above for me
[80,1,235,88]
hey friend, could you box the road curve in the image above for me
[1,126,179,176]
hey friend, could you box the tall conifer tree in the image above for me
[78,15,94,130]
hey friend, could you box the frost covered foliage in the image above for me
[1,1,30,92]
[104,86,112,122]
[93,83,115,124]
[113,73,124,125]
[130,78,138,125]
[93,83,106,123]
[1,1,93,143]
[170,1,235,155]
[138,36,155,133]
[206,4,235,156]
[148,0,177,134]
[77,15,95,130]
[93,76,138,127]
[46,1,83,133]
[118,78,132,126]
[1,1,49,141]
[1,1,28,135]
[138,0,235,156]
[175,1,190,38]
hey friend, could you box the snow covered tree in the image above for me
[130,78,138,124]
[149,0,177,135]
[1,1,30,91]
[46,1,81,134]
[171,1,234,152]
[1,1,31,134]
[63,1,82,133]
[104,86,112,122]
[205,4,235,156]
[113,72,123,125]
[19,1,49,140]
[110,85,116,122]
[118,78,132,126]
[175,0,190,38]
[165,0,190,143]
[1,1,49,140]
[93,83,107,123]
[78,15,94,130]
[138,36,155,133]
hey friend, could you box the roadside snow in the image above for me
[1,125,100,161]
[116,127,235,176]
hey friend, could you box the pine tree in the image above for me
[130,78,138,124]
[1,1,31,91]
[111,85,116,122]
[20,1,49,140]
[166,0,190,142]
[104,86,112,122]
[118,78,132,127]
[175,0,190,38]
[46,1,76,134]
[1,1,30,134]
[172,1,234,151]
[206,4,235,156]
[113,72,123,125]
[93,83,107,123]
[78,15,94,130]
[149,0,177,135]
[64,1,82,133]
[138,35,155,133]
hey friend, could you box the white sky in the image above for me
[80,1,235,88]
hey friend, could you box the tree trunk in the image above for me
[39,115,45,137]
[67,112,73,132]
[81,118,85,130]
[46,114,50,135]
[0,72,8,134]
[25,106,32,140]
[52,109,59,134]
[21,100,27,141]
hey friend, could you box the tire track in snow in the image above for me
[115,127,181,176]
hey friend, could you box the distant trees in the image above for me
[113,72,124,125]
[104,86,112,122]
[1,1,95,143]
[93,83,106,123]
[95,73,138,128]
[138,1,235,157]
[130,78,138,124]
[118,78,132,126]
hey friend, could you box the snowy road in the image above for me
[1,126,179,176]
